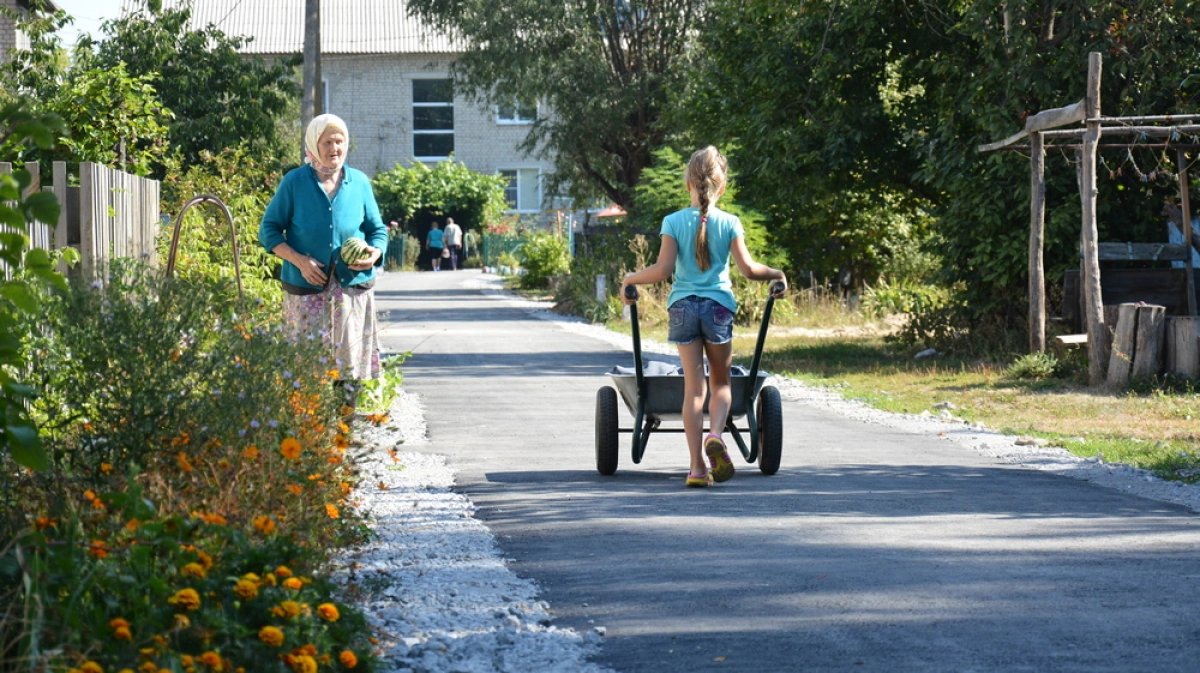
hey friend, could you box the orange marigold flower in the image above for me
[274,600,302,618]
[113,626,132,641]
[265,572,278,586]
[126,518,141,532]
[167,588,201,611]
[84,489,96,500]
[258,625,285,647]
[290,655,317,673]
[253,515,276,535]
[287,484,304,496]
[298,644,318,657]
[118,669,134,673]
[199,652,221,669]
[180,656,193,667]
[181,562,206,579]
[325,504,340,520]
[89,540,108,559]
[316,603,339,622]
[339,650,358,669]
[80,663,104,673]
[152,634,167,647]
[195,512,227,526]
[280,438,302,460]
[283,577,303,591]
[109,617,129,630]
[177,451,194,473]
[100,462,113,474]
[241,572,262,583]
[197,550,214,570]
[217,458,231,470]
[242,445,260,460]
[34,516,56,530]
[173,613,191,630]
[139,662,157,673]
[275,565,293,578]
[233,579,258,600]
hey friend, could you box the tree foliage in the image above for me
[407,0,704,209]
[371,159,508,236]
[694,0,1200,329]
[81,0,300,173]
[0,101,74,472]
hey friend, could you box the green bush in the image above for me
[861,279,952,317]
[159,148,285,318]
[4,262,377,670]
[517,231,570,289]
[1006,352,1065,381]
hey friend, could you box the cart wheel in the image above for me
[596,387,619,475]
[757,385,782,475]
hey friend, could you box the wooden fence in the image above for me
[1,161,160,275]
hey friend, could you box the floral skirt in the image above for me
[283,284,381,381]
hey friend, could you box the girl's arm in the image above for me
[730,236,787,296]
[620,235,678,304]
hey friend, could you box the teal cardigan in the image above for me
[259,165,388,290]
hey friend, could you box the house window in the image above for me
[413,78,453,159]
[499,168,541,212]
[496,101,537,125]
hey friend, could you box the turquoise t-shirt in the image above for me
[427,229,445,248]
[661,206,744,312]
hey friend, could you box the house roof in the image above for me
[152,0,455,55]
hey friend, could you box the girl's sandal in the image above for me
[685,472,714,488]
[705,436,735,483]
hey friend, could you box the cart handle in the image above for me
[625,285,640,301]
[745,280,786,402]
[624,285,646,414]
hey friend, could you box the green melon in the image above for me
[340,237,370,264]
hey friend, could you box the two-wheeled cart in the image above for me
[595,283,785,476]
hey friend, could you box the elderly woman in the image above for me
[259,114,388,393]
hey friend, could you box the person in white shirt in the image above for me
[443,217,464,270]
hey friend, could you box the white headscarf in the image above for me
[304,113,350,173]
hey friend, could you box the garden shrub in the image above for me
[517,231,570,289]
[2,262,377,670]
[159,148,286,319]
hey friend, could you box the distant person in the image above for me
[620,146,786,488]
[258,113,387,398]
[443,217,463,270]
[426,222,445,271]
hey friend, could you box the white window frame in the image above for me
[495,101,537,125]
[498,167,543,213]
[411,75,454,161]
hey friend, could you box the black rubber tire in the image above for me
[757,385,783,475]
[596,387,620,475]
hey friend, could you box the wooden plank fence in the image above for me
[0,161,160,275]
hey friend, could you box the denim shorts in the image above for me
[667,295,735,345]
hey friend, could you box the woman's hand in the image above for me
[295,254,327,285]
[620,277,638,306]
[348,247,381,271]
[770,276,788,298]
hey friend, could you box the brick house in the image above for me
[0,0,58,62]
[171,0,553,217]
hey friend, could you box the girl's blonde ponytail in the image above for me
[686,146,728,272]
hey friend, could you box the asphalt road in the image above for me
[375,269,1200,673]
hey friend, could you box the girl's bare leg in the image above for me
[704,340,734,437]
[677,340,709,477]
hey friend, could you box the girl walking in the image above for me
[620,146,786,487]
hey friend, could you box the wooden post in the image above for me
[1107,303,1138,387]
[1131,304,1166,379]
[301,0,321,158]
[1080,52,1107,385]
[1166,316,1200,378]
[1177,148,1196,316]
[52,162,67,272]
[1029,131,1046,352]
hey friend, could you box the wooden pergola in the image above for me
[979,52,1200,385]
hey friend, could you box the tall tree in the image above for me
[693,0,1200,327]
[407,0,705,209]
[81,0,300,172]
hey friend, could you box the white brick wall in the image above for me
[321,53,555,207]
